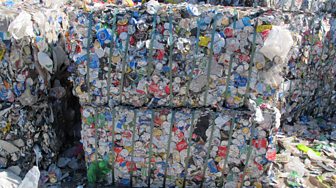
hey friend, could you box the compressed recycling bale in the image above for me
[280,13,336,120]
[0,1,69,173]
[80,103,279,187]
[67,3,335,119]
[67,4,287,109]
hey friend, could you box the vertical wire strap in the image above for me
[224,55,234,100]
[240,121,256,188]
[119,33,131,104]
[163,11,175,184]
[184,19,201,106]
[204,14,219,106]
[220,116,235,186]
[244,19,259,104]
[199,112,216,188]
[147,14,158,76]
[86,13,93,103]
[110,109,116,185]
[147,110,155,188]
[182,110,196,188]
[168,12,174,107]
[92,109,99,185]
[223,12,237,102]
[163,110,175,187]
[107,11,118,104]
[130,110,137,187]
[94,110,99,163]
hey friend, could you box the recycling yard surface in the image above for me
[0,0,335,188]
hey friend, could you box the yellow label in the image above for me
[199,36,211,47]
[175,179,183,187]
[233,96,242,103]
[242,127,250,135]
[83,2,90,12]
[112,56,121,63]
[153,128,162,136]
[117,19,128,26]
[256,25,272,33]
[2,122,11,133]
[0,48,5,60]
[93,40,100,49]
[75,86,83,95]
[215,156,222,162]
[126,67,132,74]
[125,146,133,152]
[256,62,264,70]
[124,0,134,6]
[221,17,230,26]
[254,182,262,188]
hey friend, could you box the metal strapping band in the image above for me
[220,116,236,186]
[86,13,93,103]
[94,110,99,163]
[240,121,256,187]
[147,110,155,187]
[130,110,138,187]
[168,12,174,108]
[204,14,219,106]
[119,33,131,104]
[107,11,118,104]
[110,109,116,185]
[182,110,196,188]
[244,19,259,104]
[183,19,201,106]
[163,110,175,187]
[223,12,237,103]
[147,14,158,76]
[199,112,216,188]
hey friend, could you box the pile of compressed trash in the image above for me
[0,0,70,172]
[67,1,335,113]
[80,102,280,187]
[0,1,82,187]
[66,1,335,187]
[0,0,335,187]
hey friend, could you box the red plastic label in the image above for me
[148,83,159,93]
[218,146,227,157]
[266,149,276,161]
[176,140,188,152]
[252,138,267,149]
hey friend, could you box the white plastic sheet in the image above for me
[7,11,35,40]
[260,26,294,64]
[18,166,40,188]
